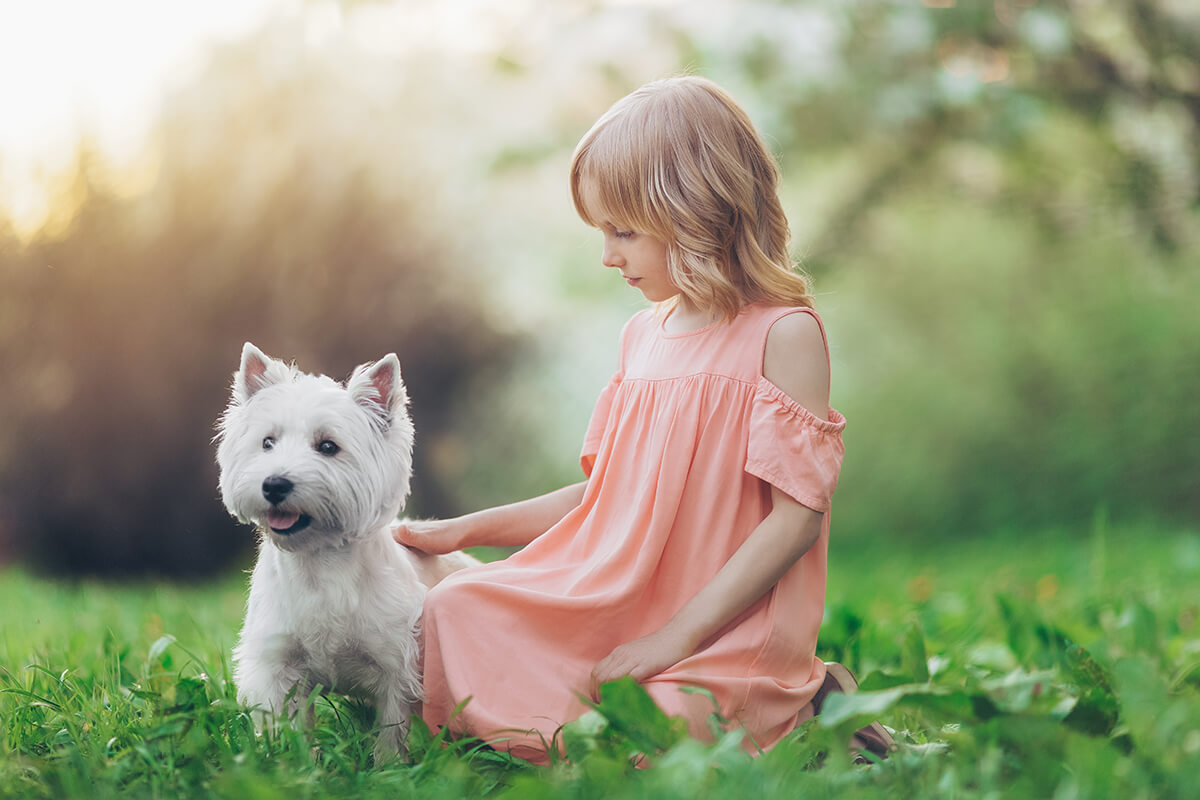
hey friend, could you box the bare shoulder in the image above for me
[763,311,831,421]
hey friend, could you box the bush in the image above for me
[826,197,1200,541]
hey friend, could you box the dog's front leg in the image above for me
[372,684,419,763]
[234,635,309,735]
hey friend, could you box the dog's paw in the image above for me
[372,724,409,764]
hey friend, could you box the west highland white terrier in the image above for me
[215,342,475,760]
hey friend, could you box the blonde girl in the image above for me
[395,75,889,762]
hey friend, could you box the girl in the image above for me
[395,75,888,763]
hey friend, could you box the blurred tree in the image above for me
[2,0,1198,573]
[531,0,1200,537]
[754,0,1200,265]
[0,35,518,577]
[722,0,1200,536]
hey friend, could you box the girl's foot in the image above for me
[814,661,895,762]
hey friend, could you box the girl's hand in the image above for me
[391,518,462,555]
[588,627,696,702]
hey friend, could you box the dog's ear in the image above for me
[349,354,407,427]
[235,342,288,404]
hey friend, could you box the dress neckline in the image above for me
[656,302,769,338]
[656,305,730,339]
[658,317,721,339]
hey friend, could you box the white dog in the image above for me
[215,342,475,760]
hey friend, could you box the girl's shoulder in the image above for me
[752,303,829,360]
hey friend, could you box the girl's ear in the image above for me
[348,354,408,427]
[234,342,289,404]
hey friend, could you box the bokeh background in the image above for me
[0,0,1196,578]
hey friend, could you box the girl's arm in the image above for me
[589,310,832,699]
[393,480,588,554]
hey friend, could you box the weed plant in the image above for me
[2,520,1198,798]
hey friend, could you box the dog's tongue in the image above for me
[268,509,301,530]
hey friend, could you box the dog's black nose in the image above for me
[262,476,294,505]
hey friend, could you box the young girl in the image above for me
[395,75,886,763]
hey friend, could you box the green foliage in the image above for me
[828,199,1200,541]
[2,523,1198,797]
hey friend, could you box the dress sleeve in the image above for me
[580,371,621,477]
[745,376,847,512]
[579,311,643,477]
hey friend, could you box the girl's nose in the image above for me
[601,239,624,268]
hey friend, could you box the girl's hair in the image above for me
[570,75,813,321]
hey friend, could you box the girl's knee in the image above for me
[423,577,454,622]
[423,571,475,621]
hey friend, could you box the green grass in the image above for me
[3,519,1199,798]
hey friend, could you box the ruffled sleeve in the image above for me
[745,376,847,512]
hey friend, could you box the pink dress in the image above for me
[421,303,846,762]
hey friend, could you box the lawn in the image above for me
[2,518,1198,798]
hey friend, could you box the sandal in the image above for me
[814,661,895,762]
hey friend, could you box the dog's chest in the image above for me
[296,638,386,694]
[283,595,405,691]
[244,542,422,693]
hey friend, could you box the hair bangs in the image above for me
[571,99,668,238]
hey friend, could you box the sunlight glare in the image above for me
[0,0,288,236]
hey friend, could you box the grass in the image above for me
[2,517,1199,798]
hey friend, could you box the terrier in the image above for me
[215,343,475,760]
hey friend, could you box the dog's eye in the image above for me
[316,440,340,457]
[262,436,276,451]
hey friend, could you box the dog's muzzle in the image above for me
[261,476,311,534]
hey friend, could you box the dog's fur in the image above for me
[215,343,475,760]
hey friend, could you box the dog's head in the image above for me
[215,343,414,553]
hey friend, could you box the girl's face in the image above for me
[580,180,678,303]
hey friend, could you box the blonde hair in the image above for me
[570,76,813,321]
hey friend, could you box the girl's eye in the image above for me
[316,440,340,457]
[615,230,635,239]
[262,436,275,451]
